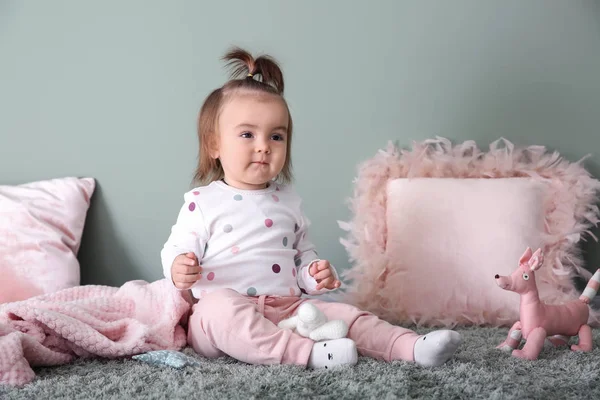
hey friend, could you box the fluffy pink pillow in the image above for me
[0,177,95,303]
[340,138,600,327]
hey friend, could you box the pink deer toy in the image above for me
[495,247,600,360]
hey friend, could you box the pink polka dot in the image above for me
[193,191,200,195]
[292,268,296,277]
[272,264,281,273]
[276,187,280,191]
[231,246,240,254]
[200,290,208,297]
[188,202,196,211]
[289,288,295,296]
[272,194,279,202]
[206,272,215,281]
[265,219,273,228]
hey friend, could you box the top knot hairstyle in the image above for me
[222,47,285,95]
[194,47,293,185]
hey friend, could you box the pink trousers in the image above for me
[187,288,419,366]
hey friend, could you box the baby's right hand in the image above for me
[171,252,202,290]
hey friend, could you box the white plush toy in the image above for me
[278,303,349,341]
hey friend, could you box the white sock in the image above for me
[307,338,358,369]
[413,330,461,367]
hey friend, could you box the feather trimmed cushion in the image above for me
[339,138,600,327]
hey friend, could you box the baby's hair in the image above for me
[194,47,293,185]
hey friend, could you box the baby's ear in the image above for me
[207,134,220,159]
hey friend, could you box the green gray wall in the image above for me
[2,1,599,286]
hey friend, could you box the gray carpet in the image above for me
[1,327,599,399]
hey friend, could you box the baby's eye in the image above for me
[240,132,253,139]
[271,133,285,141]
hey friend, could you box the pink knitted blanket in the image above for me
[0,279,191,387]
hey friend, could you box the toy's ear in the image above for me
[529,248,544,271]
[519,247,533,265]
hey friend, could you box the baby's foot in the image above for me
[307,338,358,369]
[413,330,461,367]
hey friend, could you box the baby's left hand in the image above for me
[309,260,341,290]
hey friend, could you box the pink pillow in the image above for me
[340,138,600,327]
[0,177,95,303]
[384,177,548,326]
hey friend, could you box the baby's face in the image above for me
[213,92,289,190]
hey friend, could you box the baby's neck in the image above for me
[221,178,270,191]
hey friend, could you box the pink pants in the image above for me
[187,288,419,366]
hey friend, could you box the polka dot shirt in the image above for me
[161,181,338,299]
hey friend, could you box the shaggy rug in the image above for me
[1,326,598,399]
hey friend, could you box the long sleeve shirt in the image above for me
[161,180,338,299]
